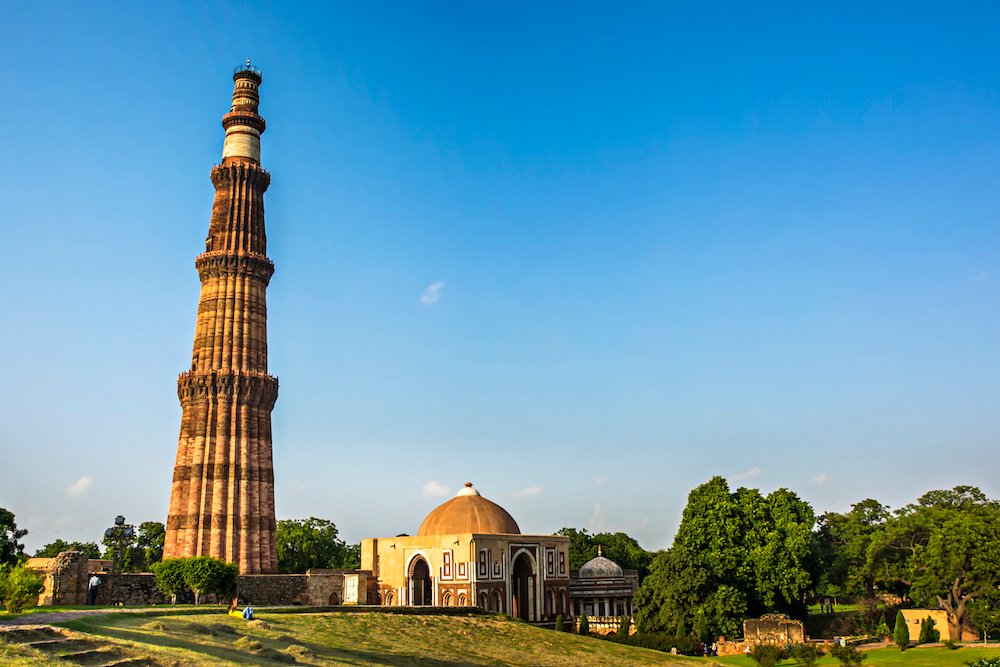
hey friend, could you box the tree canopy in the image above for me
[276,517,359,574]
[35,540,102,559]
[0,508,27,566]
[867,486,1000,639]
[636,476,816,638]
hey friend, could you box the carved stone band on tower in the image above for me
[163,64,279,574]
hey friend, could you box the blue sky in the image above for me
[1,1,998,554]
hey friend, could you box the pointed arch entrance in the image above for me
[409,556,432,605]
[511,552,535,621]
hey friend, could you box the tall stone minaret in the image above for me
[164,63,278,574]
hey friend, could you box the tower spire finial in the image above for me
[247,57,251,67]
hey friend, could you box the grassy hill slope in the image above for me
[3,610,699,667]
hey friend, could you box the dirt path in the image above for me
[0,607,162,629]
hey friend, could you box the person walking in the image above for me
[88,574,101,605]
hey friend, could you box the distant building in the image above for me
[568,546,638,619]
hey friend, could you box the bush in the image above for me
[555,614,564,632]
[893,610,909,650]
[830,643,868,666]
[578,615,589,635]
[793,643,826,666]
[151,558,188,601]
[964,659,1000,667]
[0,563,44,613]
[918,617,941,644]
[943,639,959,650]
[183,556,239,605]
[749,644,784,667]
[619,615,631,636]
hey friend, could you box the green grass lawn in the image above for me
[20,609,706,666]
[807,604,861,615]
[716,645,1000,667]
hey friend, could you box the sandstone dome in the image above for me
[417,483,521,536]
[579,546,623,578]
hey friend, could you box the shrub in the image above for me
[943,639,959,650]
[749,644,784,667]
[918,617,940,644]
[578,614,589,635]
[619,616,631,636]
[893,610,909,650]
[830,643,868,666]
[151,558,188,601]
[793,643,826,666]
[696,612,709,643]
[183,556,238,605]
[0,563,44,613]
[555,614,564,632]
[964,659,1000,667]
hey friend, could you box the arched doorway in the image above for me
[511,553,535,622]
[409,556,432,605]
[491,590,502,612]
[328,592,340,605]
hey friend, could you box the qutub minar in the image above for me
[164,62,279,573]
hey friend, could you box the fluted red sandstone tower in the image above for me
[164,64,278,573]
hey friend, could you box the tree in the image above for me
[619,615,631,636]
[813,499,891,598]
[151,558,188,603]
[749,644,783,667]
[183,556,238,605]
[868,486,1000,639]
[893,610,909,650]
[0,562,44,613]
[34,540,102,559]
[555,614,564,632]
[578,614,590,635]
[637,477,816,639]
[968,591,1000,644]
[276,518,358,573]
[136,522,166,570]
[0,507,27,566]
[918,617,940,644]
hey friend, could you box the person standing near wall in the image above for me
[88,574,101,605]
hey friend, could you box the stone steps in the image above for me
[1,625,158,667]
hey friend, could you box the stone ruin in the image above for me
[716,614,807,656]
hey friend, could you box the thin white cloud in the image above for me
[588,503,608,532]
[66,476,92,497]
[976,272,987,284]
[812,473,828,484]
[732,466,762,482]
[420,282,445,304]
[595,477,606,486]
[512,486,542,498]
[422,480,450,498]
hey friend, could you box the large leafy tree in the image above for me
[0,508,27,566]
[276,517,358,574]
[136,521,166,570]
[813,499,891,598]
[637,476,816,639]
[555,528,654,582]
[34,540,102,559]
[867,486,1000,639]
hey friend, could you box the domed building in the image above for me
[360,483,572,624]
[568,545,638,620]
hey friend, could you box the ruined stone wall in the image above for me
[744,615,805,644]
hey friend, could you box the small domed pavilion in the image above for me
[569,546,639,620]
[360,483,572,624]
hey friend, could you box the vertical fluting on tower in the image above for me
[164,64,279,574]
